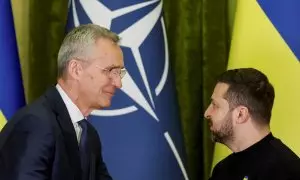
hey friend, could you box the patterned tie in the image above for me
[78,119,89,180]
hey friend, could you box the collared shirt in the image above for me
[56,84,85,143]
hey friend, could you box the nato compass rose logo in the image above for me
[69,0,167,122]
[68,0,189,179]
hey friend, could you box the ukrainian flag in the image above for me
[0,0,25,130]
[212,0,300,167]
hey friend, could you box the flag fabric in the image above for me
[66,1,188,180]
[0,0,25,130]
[212,0,300,168]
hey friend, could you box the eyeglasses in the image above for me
[73,57,127,79]
[95,65,127,79]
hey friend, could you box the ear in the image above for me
[68,59,83,80]
[233,106,250,124]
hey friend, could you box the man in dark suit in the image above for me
[0,24,126,180]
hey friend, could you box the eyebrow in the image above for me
[210,98,218,104]
[106,65,125,69]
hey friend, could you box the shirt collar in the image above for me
[56,84,85,124]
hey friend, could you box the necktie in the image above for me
[78,119,89,180]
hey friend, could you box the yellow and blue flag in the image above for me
[0,0,25,130]
[212,0,300,168]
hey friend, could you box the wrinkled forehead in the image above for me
[91,38,124,67]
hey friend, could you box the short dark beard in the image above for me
[211,112,234,144]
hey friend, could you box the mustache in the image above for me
[208,119,213,127]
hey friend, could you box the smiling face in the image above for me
[204,83,234,143]
[76,38,124,109]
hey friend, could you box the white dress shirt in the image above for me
[56,84,85,143]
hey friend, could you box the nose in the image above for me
[204,105,211,119]
[112,76,122,88]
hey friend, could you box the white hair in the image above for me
[57,24,120,77]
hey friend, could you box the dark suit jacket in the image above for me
[0,87,112,180]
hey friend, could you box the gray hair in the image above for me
[57,24,120,78]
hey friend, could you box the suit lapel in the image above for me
[44,87,82,179]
